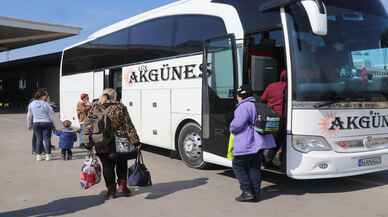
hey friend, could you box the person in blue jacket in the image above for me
[54,120,77,160]
[230,85,276,202]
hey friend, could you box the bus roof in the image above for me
[64,0,245,51]
[88,0,199,40]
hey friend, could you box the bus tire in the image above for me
[178,123,207,169]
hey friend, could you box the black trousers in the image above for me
[98,154,128,188]
[61,148,72,156]
[232,151,263,195]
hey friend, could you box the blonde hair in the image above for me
[99,88,117,104]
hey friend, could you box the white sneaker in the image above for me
[36,154,43,161]
[45,154,52,161]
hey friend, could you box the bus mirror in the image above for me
[301,0,328,36]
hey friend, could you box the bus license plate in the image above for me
[358,156,382,167]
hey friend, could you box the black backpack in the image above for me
[253,102,280,135]
[82,105,115,149]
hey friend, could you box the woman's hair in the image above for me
[34,88,48,100]
[236,85,253,99]
[63,120,72,128]
[99,88,117,104]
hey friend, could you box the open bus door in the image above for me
[103,68,122,101]
[202,34,238,163]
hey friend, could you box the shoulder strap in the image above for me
[136,150,144,165]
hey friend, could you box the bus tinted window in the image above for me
[128,16,177,62]
[92,28,130,71]
[212,0,281,33]
[62,15,226,76]
[130,17,174,47]
[96,28,129,46]
[175,16,227,53]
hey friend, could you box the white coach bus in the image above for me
[60,0,388,179]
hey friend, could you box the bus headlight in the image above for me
[292,135,332,153]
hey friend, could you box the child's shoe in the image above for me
[235,191,255,202]
[45,154,52,161]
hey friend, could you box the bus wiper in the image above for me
[313,95,372,109]
[314,101,341,109]
[313,97,354,109]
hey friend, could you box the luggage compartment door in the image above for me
[141,89,172,149]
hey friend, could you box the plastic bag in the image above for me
[227,134,234,161]
[80,155,101,190]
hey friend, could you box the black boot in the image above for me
[253,191,261,202]
[116,179,131,197]
[62,153,66,161]
[235,191,255,202]
[100,184,116,200]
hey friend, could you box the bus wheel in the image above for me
[178,123,207,169]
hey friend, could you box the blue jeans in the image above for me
[33,122,53,155]
[232,151,263,194]
[32,133,37,154]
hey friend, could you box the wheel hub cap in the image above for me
[183,133,202,160]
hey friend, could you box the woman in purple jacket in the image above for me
[230,86,276,202]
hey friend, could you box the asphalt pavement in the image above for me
[1,113,388,217]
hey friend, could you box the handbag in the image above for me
[80,152,101,190]
[109,136,138,160]
[116,136,137,153]
[254,102,280,135]
[128,150,152,187]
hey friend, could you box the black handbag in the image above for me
[108,136,138,160]
[128,151,152,187]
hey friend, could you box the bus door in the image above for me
[93,71,104,101]
[202,34,238,159]
[104,68,123,101]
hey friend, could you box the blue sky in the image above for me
[0,0,176,62]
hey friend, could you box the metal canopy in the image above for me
[0,16,81,52]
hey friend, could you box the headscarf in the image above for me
[80,93,89,101]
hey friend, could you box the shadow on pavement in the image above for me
[135,177,209,199]
[0,195,105,217]
[220,169,388,202]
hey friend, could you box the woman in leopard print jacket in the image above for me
[89,88,140,200]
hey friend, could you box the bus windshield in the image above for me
[288,0,388,102]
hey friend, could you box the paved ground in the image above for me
[1,114,388,217]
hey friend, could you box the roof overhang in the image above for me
[0,52,62,71]
[0,16,81,52]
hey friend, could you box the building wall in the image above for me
[41,66,60,105]
[0,66,59,113]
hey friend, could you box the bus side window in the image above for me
[245,30,286,93]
